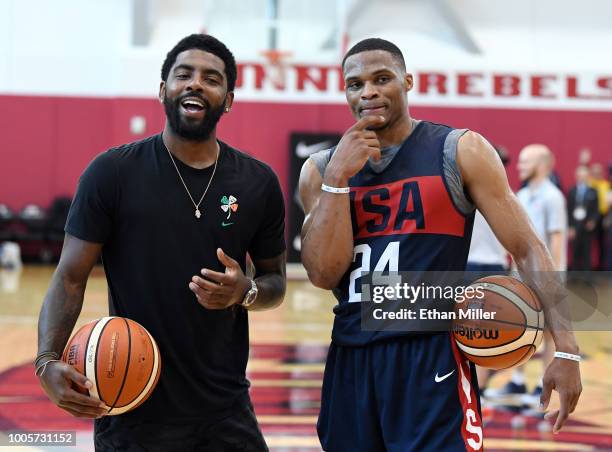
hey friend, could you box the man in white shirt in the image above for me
[517,145,568,272]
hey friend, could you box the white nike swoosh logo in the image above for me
[434,370,455,383]
[295,141,332,158]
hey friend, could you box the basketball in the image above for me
[62,316,161,415]
[453,276,545,370]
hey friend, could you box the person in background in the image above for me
[519,146,562,191]
[579,148,592,166]
[568,166,599,271]
[589,163,610,270]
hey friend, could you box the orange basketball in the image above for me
[453,276,545,370]
[62,316,161,415]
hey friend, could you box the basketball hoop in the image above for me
[260,49,292,90]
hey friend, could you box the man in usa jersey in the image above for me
[299,38,581,451]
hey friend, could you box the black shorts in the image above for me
[94,404,268,452]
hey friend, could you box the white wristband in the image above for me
[554,351,581,362]
[321,183,350,194]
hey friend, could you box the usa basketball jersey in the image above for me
[312,120,476,346]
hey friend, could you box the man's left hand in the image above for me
[189,248,251,310]
[540,357,582,433]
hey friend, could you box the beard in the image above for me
[163,92,226,141]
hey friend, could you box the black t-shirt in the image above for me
[65,134,285,424]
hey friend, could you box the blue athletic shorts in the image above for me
[317,333,484,451]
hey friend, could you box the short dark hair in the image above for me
[342,38,406,71]
[161,34,237,91]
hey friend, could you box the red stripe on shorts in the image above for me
[449,333,484,451]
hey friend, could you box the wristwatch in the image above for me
[241,279,258,308]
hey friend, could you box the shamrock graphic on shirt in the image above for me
[220,195,238,219]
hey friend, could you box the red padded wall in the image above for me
[1,94,611,211]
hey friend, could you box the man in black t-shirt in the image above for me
[35,34,286,451]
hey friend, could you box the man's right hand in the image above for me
[38,360,108,418]
[323,115,385,186]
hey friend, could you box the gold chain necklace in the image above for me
[165,143,219,219]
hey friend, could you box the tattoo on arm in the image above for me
[249,252,287,311]
[37,235,102,359]
[37,270,87,356]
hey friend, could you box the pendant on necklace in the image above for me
[195,208,201,219]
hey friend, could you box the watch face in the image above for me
[244,289,257,306]
[242,280,258,307]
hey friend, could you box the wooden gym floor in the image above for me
[0,265,611,451]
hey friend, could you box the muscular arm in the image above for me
[457,132,578,353]
[298,115,383,289]
[298,159,354,289]
[248,252,287,311]
[458,131,581,432]
[36,234,107,418]
[458,132,577,351]
[37,234,102,357]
